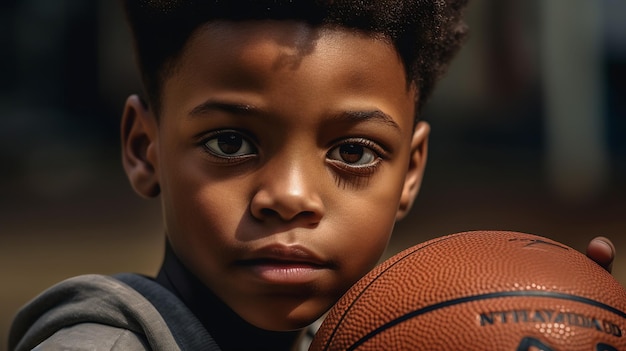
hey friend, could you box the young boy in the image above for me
[8,1,616,350]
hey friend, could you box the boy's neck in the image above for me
[155,242,304,351]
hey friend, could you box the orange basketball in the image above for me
[310,231,626,351]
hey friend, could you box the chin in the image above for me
[259,320,311,332]
[249,312,320,332]
[243,300,331,331]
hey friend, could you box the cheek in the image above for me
[345,167,407,264]
[166,180,244,241]
[330,186,402,280]
[159,154,248,263]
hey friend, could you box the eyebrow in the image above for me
[332,110,401,131]
[188,100,259,117]
[188,100,401,131]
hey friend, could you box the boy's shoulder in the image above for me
[28,322,149,351]
[8,274,217,351]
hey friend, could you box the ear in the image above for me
[396,121,430,220]
[121,94,160,198]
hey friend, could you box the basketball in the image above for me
[310,231,626,351]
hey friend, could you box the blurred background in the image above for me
[1,0,624,348]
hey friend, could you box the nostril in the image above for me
[300,211,322,227]
[256,208,321,223]
[259,208,278,218]
[250,187,326,223]
[300,211,317,220]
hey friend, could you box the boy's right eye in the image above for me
[203,130,257,158]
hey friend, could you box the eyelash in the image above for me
[199,129,258,163]
[326,138,386,176]
[198,130,387,179]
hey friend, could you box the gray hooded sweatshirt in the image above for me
[8,274,220,351]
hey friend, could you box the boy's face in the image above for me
[123,20,428,331]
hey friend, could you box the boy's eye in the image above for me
[203,130,256,157]
[328,142,378,166]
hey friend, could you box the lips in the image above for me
[236,244,331,284]
[249,244,326,264]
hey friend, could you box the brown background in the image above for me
[1,1,625,349]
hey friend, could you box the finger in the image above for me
[586,236,615,273]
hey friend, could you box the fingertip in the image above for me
[591,236,616,255]
[587,236,615,272]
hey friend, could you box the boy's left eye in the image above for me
[203,130,256,157]
[328,142,378,166]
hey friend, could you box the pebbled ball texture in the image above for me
[310,231,626,351]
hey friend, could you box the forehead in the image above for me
[162,20,416,129]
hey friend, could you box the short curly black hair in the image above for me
[122,0,469,118]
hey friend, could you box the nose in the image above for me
[250,158,326,225]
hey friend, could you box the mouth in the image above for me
[236,245,331,285]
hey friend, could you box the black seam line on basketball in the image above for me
[346,291,626,351]
[320,234,463,351]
